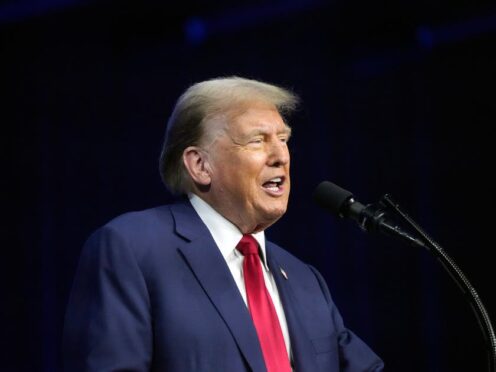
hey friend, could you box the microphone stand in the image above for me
[380,194,496,372]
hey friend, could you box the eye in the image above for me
[249,136,264,144]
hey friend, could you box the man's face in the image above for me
[205,102,291,233]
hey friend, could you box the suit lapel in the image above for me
[266,243,319,372]
[170,201,266,372]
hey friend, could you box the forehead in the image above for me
[227,103,289,133]
[201,101,291,144]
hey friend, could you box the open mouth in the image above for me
[262,176,285,193]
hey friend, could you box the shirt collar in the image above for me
[188,193,269,270]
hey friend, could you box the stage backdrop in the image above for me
[2,0,495,371]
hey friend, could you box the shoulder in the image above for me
[95,197,197,238]
[82,204,180,262]
[104,204,174,235]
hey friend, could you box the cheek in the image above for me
[212,151,266,191]
[217,167,253,195]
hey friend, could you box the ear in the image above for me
[182,146,212,186]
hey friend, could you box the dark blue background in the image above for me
[2,0,495,371]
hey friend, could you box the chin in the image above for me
[260,206,287,223]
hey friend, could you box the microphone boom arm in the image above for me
[355,201,428,249]
[381,194,496,372]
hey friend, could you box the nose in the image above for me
[268,138,290,167]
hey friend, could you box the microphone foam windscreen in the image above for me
[313,181,353,215]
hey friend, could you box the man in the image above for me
[63,76,384,371]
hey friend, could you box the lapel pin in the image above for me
[280,268,288,280]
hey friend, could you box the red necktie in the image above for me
[236,234,291,372]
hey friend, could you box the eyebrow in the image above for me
[245,125,292,137]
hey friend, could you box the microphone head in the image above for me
[313,181,354,216]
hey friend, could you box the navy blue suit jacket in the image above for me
[63,200,384,371]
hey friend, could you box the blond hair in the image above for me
[159,76,299,195]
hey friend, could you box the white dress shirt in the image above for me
[189,193,292,359]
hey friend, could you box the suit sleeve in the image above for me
[308,265,385,372]
[63,226,152,372]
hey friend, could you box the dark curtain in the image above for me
[2,1,495,371]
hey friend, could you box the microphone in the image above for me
[314,183,496,368]
[313,181,426,248]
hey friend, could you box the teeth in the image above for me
[270,177,282,183]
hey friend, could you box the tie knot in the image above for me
[236,234,259,256]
